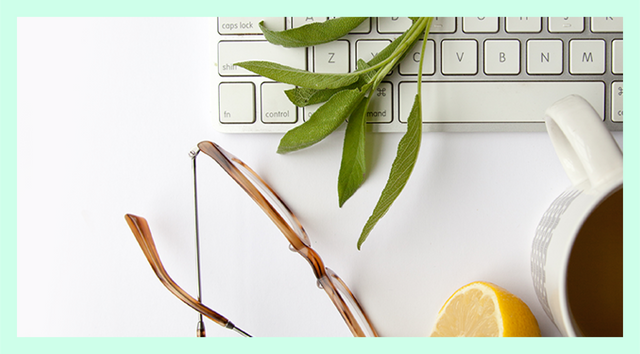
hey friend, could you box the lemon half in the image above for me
[430,281,541,337]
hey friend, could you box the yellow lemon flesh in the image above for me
[430,281,541,337]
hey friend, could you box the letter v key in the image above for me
[442,40,477,74]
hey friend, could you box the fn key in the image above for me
[219,82,255,123]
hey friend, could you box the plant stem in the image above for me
[363,17,430,102]
[417,18,433,96]
[352,17,430,80]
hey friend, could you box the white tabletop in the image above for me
[16,17,624,338]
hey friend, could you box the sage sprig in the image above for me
[235,17,433,249]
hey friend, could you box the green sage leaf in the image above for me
[260,17,367,48]
[338,96,370,207]
[277,87,366,154]
[284,60,377,107]
[285,86,349,107]
[235,61,359,90]
[357,94,422,249]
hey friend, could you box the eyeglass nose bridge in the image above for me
[294,245,327,281]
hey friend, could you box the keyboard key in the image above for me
[303,104,320,122]
[352,18,372,34]
[399,81,604,123]
[367,82,393,123]
[591,17,622,32]
[506,17,541,33]
[484,40,520,75]
[218,17,286,35]
[261,83,297,123]
[442,40,478,75]
[398,39,435,75]
[463,17,498,33]
[611,82,623,122]
[218,41,307,76]
[292,17,327,28]
[314,40,350,73]
[527,39,563,74]
[378,17,412,33]
[304,84,394,124]
[328,17,371,34]
[548,17,584,33]
[219,83,255,123]
[430,17,456,33]
[356,39,392,63]
[612,39,623,74]
[569,39,605,74]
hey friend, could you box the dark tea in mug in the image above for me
[566,187,623,337]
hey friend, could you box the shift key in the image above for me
[218,41,307,76]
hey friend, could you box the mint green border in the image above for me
[1,1,638,353]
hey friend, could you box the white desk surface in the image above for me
[17,17,624,338]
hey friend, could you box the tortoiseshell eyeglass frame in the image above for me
[126,141,378,337]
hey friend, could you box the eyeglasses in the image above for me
[125,141,378,337]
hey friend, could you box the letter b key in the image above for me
[484,40,520,75]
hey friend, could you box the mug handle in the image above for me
[545,95,622,188]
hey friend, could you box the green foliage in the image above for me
[235,17,433,248]
[235,61,361,90]
[259,18,367,48]
[338,95,369,208]
[276,86,368,153]
[357,94,422,249]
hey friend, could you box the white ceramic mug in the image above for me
[531,95,623,337]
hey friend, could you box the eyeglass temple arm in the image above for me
[125,214,252,337]
[190,148,206,337]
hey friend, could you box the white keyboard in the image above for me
[211,17,623,133]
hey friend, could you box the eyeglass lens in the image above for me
[218,148,311,248]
